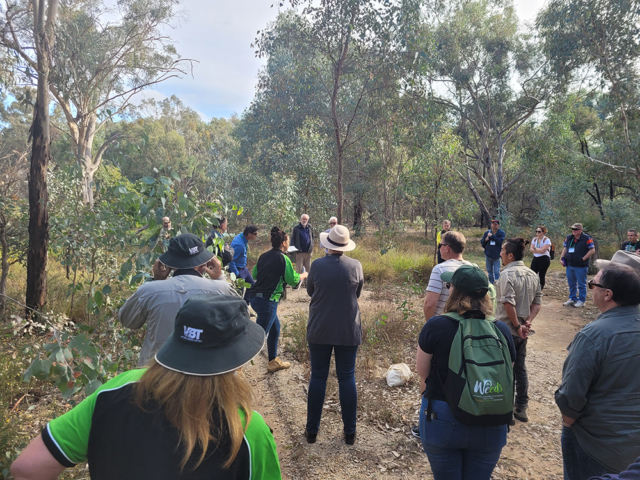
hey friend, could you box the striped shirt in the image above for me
[426,259,472,315]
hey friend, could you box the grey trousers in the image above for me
[296,252,311,273]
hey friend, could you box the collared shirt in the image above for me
[228,233,248,275]
[480,228,506,258]
[555,305,640,473]
[563,233,594,268]
[495,260,542,335]
[119,271,236,366]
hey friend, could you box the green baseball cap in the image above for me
[440,264,490,299]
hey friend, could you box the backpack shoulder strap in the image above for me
[442,312,465,322]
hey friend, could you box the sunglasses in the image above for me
[536,230,542,233]
[588,280,609,290]
[439,243,451,249]
[572,228,581,231]
[445,282,452,289]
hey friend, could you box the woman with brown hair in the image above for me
[11,295,281,480]
[530,225,552,289]
[416,264,516,480]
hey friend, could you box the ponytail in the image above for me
[504,238,529,261]
[270,227,288,249]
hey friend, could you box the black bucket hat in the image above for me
[155,294,265,376]
[158,233,213,269]
[441,264,490,299]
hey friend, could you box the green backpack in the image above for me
[435,312,514,426]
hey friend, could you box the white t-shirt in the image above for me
[531,236,551,257]
[426,259,472,315]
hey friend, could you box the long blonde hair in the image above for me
[134,360,253,470]
[444,287,494,316]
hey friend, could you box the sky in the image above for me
[127,0,547,120]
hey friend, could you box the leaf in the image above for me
[102,285,112,296]
[237,206,244,215]
[94,291,103,308]
[140,176,155,184]
[171,172,181,181]
[85,380,102,396]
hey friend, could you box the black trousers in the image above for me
[531,255,550,289]
[512,336,528,409]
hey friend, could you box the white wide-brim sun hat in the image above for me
[594,250,640,273]
[319,224,356,252]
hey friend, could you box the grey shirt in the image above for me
[119,271,237,366]
[306,254,364,346]
[555,304,640,473]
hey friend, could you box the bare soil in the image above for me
[242,270,600,479]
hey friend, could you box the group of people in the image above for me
[10,216,640,480]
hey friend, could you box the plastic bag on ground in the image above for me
[385,363,412,387]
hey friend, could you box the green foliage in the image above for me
[603,197,640,243]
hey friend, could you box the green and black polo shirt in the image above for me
[41,369,281,480]
[250,249,301,302]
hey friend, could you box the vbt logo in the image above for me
[182,326,204,342]
[474,379,503,395]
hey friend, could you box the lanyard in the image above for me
[535,237,546,249]
[568,237,576,250]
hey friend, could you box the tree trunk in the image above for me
[353,194,363,234]
[25,0,58,315]
[0,224,8,318]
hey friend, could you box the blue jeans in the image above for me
[561,426,614,480]
[306,343,358,435]
[420,398,507,480]
[250,296,280,361]
[566,266,588,302]
[485,256,501,284]
[237,267,255,304]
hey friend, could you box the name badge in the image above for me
[490,241,496,246]
[568,247,575,253]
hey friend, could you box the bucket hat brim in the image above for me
[319,232,356,252]
[158,247,213,270]
[154,319,265,376]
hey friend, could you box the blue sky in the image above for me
[146,0,546,120]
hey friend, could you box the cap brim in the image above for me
[440,271,455,283]
[154,320,266,376]
[158,248,213,270]
[319,232,356,252]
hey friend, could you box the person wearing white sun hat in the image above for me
[305,224,363,445]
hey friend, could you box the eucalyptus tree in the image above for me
[538,0,640,171]
[1,0,191,207]
[413,0,553,226]
[254,0,420,224]
[1,0,59,312]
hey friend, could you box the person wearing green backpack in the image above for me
[416,264,517,480]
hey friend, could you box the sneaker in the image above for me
[410,425,420,438]
[267,357,291,373]
[514,407,528,422]
[563,299,576,306]
[509,417,516,426]
[573,301,585,308]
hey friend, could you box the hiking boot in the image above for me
[345,432,356,445]
[563,299,576,306]
[304,430,317,444]
[267,357,290,373]
[410,425,420,438]
[573,301,585,308]
[514,407,528,422]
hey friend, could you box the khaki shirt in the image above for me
[495,261,542,335]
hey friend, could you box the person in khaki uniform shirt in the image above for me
[495,238,542,424]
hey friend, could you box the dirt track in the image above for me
[241,271,598,479]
